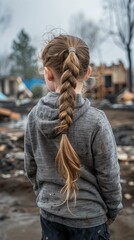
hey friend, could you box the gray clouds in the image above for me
[1,0,127,66]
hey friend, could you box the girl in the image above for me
[24,34,122,240]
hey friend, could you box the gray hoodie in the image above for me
[24,92,122,228]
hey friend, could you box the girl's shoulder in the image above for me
[85,101,108,123]
[84,103,111,131]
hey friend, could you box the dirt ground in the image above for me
[104,109,134,128]
[0,109,134,240]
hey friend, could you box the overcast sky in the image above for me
[1,0,128,66]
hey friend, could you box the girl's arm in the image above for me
[91,111,123,222]
[24,113,38,196]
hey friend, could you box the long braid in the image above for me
[55,50,81,206]
[41,34,90,209]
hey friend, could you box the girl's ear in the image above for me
[84,66,92,81]
[44,67,54,81]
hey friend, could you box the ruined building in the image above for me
[84,61,129,100]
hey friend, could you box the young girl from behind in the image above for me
[24,34,122,240]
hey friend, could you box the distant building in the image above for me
[84,61,129,100]
[0,76,44,99]
[0,76,18,98]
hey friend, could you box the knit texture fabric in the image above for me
[24,92,122,228]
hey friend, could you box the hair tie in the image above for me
[68,47,76,54]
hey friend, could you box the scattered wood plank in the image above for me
[0,108,20,120]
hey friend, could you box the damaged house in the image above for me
[84,61,129,101]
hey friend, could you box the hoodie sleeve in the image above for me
[92,111,123,220]
[24,111,38,196]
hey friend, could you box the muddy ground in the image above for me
[0,109,134,240]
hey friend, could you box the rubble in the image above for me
[117,90,134,103]
[0,214,9,221]
[0,130,24,177]
[124,193,132,200]
[0,108,21,120]
[113,125,134,146]
[128,181,134,186]
[113,125,134,162]
[117,146,134,161]
[120,179,127,184]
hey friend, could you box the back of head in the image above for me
[41,34,90,209]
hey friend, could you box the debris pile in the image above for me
[113,125,134,162]
[117,90,134,104]
[0,130,24,178]
[0,108,21,121]
[113,125,134,146]
[117,146,134,161]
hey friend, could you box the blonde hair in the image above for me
[41,34,90,207]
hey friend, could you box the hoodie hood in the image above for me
[35,92,90,138]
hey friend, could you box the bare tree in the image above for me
[0,0,11,32]
[0,54,11,76]
[0,1,12,78]
[103,0,134,91]
[69,13,109,66]
[70,13,100,52]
